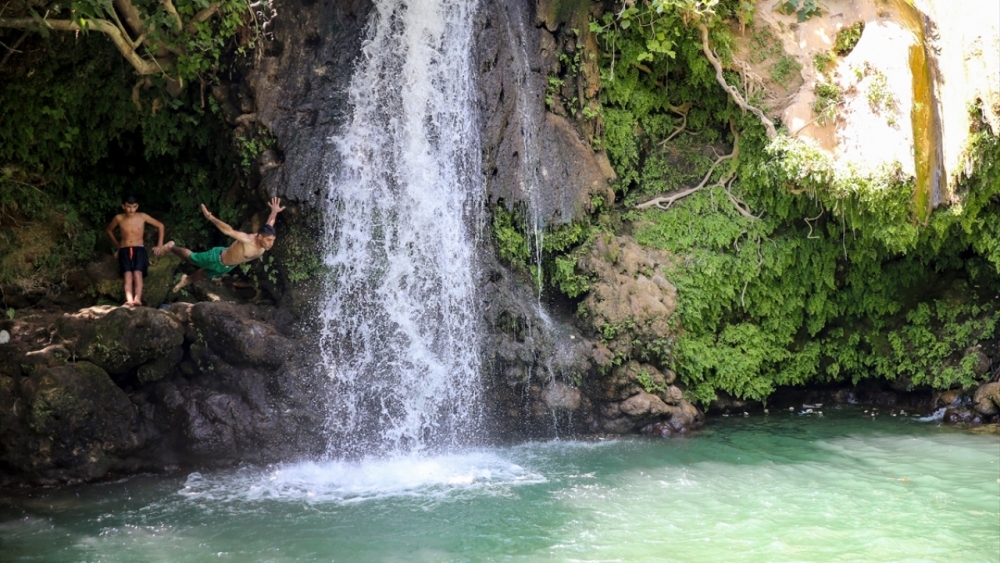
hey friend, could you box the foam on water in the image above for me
[177,451,545,505]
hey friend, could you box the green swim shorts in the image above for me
[188,247,236,279]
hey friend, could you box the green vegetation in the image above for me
[0,14,272,295]
[533,0,1000,406]
[774,0,823,22]
[0,0,266,82]
[835,21,865,56]
[771,55,802,86]
[812,81,843,123]
[813,51,835,73]
[637,368,668,393]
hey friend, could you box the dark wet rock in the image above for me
[709,391,762,414]
[189,301,294,367]
[933,389,970,409]
[640,402,705,437]
[541,380,582,411]
[943,407,986,424]
[244,0,372,204]
[183,279,243,304]
[1,299,327,486]
[1,362,146,485]
[474,0,614,226]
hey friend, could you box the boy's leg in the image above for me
[133,272,144,306]
[163,241,195,263]
[172,269,206,293]
[123,271,135,306]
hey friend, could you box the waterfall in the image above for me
[318,0,484,459]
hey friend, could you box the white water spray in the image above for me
[319,0,484,458]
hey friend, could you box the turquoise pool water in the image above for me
[2,407,998,562]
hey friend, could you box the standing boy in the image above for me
[106,195,166,307]
[164,197,285,292]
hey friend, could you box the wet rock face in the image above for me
[242,0,372,204]
[0,305,327,486]
[4,362,143,484]
[480,251,702,440]
[474,0,615,224]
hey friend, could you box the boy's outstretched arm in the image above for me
[201,204,252,242]
[266,197,285,227]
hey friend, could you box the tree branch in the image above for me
[658,102,692,147]
[636,127,741,210]
[698,23,776,139]
[0,17,162,75]
[113,0,145,38]
[0,28,29,70]
[160,0,183,31]
[185,3,221,33]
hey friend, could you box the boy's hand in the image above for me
[201,204,213,219]
[152,245,164,256]
[268,197,285,214]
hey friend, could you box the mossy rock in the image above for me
[86,253,180,307]
[144,253,181,307]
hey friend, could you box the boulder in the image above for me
[972,382,1000,416]
[57,306,184,375]
[579,235,677,359]
[189,301,295,367]
[944,407,986,424]
[20,344,71,377]
[5,362,141,483]
[541,380,582,411]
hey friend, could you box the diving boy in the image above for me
[164,197,285,292]
[105,195,166,307]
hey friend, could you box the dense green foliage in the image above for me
[0,32,244,286]
[541,0,1000,404]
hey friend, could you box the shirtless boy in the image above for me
[105,195,166,307]
[164,197,285,292]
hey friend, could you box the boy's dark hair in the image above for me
[258,224,277,237]
[123,195,138,205]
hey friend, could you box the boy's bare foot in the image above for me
[124,300,136,307]
[172,274,190,293]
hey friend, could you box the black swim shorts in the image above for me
[118,246,149,276]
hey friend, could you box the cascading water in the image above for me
[318,0,484,459]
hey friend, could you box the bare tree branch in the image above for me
[0,28,29,70]
[698,23,776,139]
[160,0,183,31]
[658,102,692,147]
[0,17,161,74]
[636,127,741,210]
[186,2,221,33]
[113,0,145,37]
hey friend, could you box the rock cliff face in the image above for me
[242,0,373,204]
[0,302,327,486]
[472,0,703,439]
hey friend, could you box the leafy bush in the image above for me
[549,1,1000,406]
[835,21,865,56]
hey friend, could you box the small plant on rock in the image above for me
[834,21,865,56]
